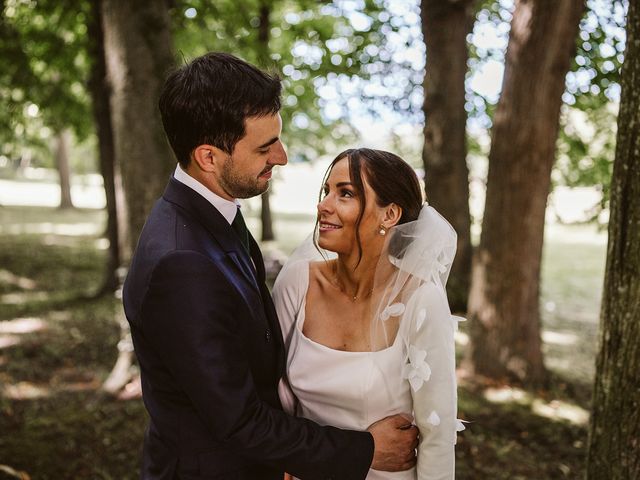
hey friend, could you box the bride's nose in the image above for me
[317,196,332,214]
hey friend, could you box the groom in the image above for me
[123,52,418,480]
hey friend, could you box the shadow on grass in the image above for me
[456,383,588,480]
[0,206,596,479]
[0,391,147,480]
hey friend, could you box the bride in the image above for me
[273,148,461,479]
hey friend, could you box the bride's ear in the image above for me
[382,203,402,228]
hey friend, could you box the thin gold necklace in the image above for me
[332,264,374,302]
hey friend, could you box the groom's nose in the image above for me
[269,141,287,166]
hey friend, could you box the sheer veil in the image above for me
[369,205,458,351]
[278,204,460,352]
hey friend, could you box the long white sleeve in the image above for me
[272,261,308,415]
[404,282,457,480]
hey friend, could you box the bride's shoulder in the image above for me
[275,259,333,289]
[273,258,310,295]
[308,259,333,277]
[307,259,337,289]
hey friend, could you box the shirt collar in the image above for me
[173,164,239,225]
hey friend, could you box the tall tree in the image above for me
[100,0,175,393]
[0,0,126,292]
[466,0,585,385]
[87,0,123,292]
[420,0,475,312]
[54,129,74,209]
[257,0,275,242]
[101,0,175,252]
[587,0,640,476]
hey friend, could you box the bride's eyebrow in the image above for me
[323,181,353,188]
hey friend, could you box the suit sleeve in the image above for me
[141,250,374,480]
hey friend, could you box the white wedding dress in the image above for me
[273,206,461,480]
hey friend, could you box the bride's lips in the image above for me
[319,221,342,232]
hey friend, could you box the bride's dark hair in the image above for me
[315,148,423,266]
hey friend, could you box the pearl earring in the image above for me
[379,225,387,236]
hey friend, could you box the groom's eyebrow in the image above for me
[257,137,280,149]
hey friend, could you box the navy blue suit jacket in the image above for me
[123,177,374,480]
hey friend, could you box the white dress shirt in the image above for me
[173,164,239,225]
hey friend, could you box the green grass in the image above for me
[0,211,146,479]
[540,223,606,388]
[0,206,605,479]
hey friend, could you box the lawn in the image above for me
[0,205,605,479]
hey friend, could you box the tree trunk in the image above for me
[257,1,275,242]
[587,1,640,476]
[466,0,584,385]
[101,0,175,252]
[260,191,274,241]
[55,129,74,209]
[87,0,121,293]
[420,0,475,312]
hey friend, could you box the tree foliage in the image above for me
[0,0,92,162]
[170,0,422,160]
[0,0,627,198]
[467,0,626,215]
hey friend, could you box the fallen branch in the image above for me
[0,464,30,480]
[102,305,135,395]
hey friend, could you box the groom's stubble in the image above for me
[219,153,272,199]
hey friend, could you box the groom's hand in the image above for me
[367,414,419,471]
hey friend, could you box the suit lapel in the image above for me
[163,177,286,374]
[249,234,286,374]
[162,177,260,295]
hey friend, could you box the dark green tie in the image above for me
[231,208,250,254]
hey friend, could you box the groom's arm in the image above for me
[142,250,373,480]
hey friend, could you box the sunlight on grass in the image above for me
[0,317,47,334]
[94,238,110,250]
[0,334,21,349]
[531,398,589,425]
[2,381,50,399]
[0,291,50,305]
[541,224,605,385]
[0,269,37,290]
[484,386,530,404]
[544,223,607,245]
[541,330,578,346]
[483,386,590,425]
[0,205,105,236]
[48,310,73,323]
[2,222,102,236]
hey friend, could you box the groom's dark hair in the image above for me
[159,52,282,168]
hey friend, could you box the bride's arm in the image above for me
[272,261,306,415]
[407,282,458,480]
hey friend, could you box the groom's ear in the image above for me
[383,203,402,228]
[192,144,226,173]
